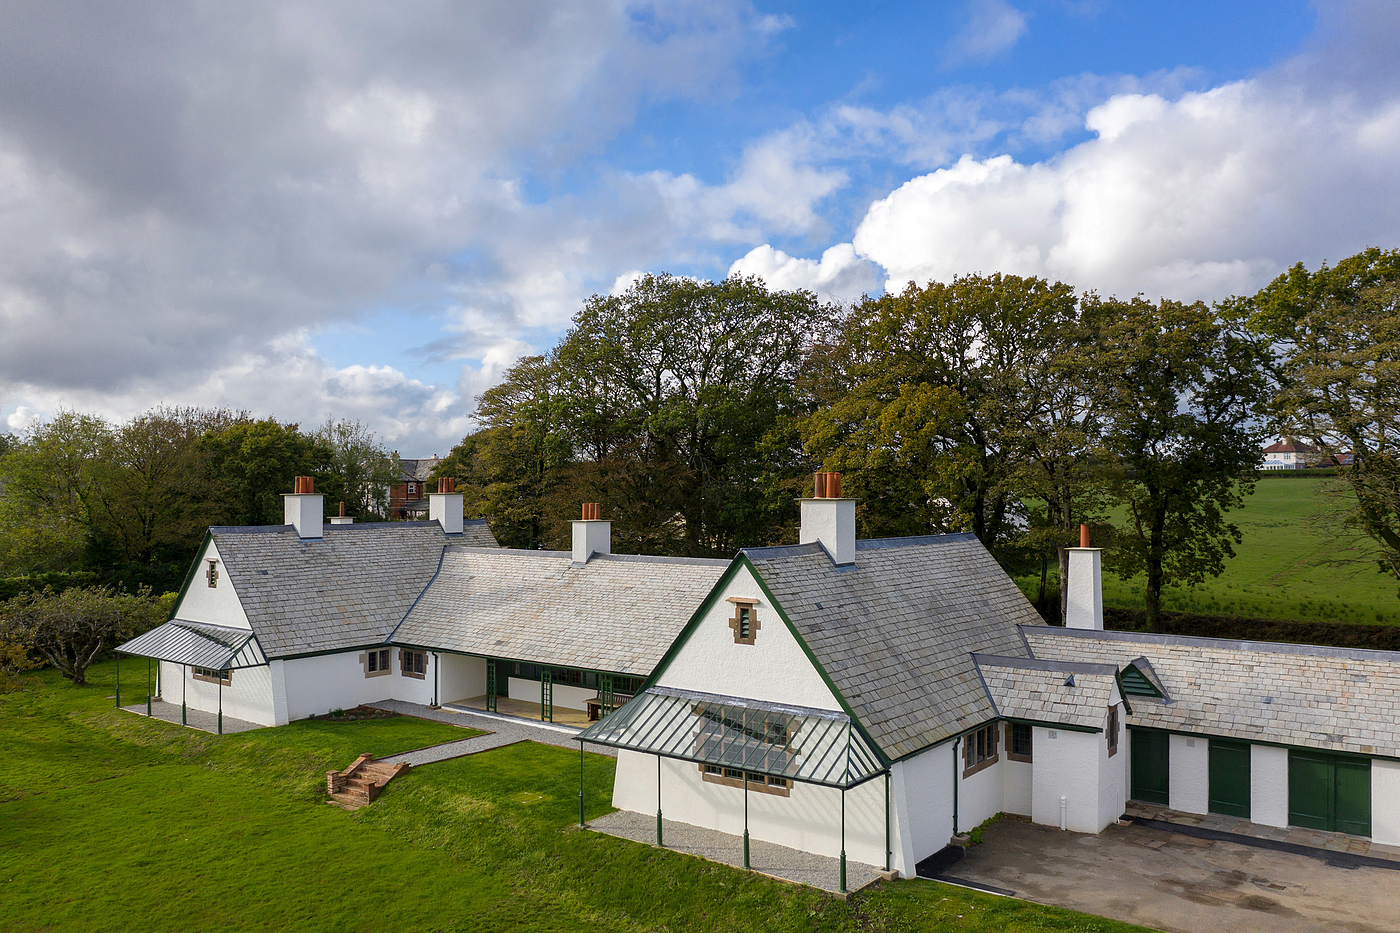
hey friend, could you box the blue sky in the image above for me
[2,1,1396,453]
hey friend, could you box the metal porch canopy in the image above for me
[116,619,267,671]
[575,685,887,789]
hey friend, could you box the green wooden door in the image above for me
[1208,739,1251,818]
[1130,728,1170,805]
[1289,750,1372,836]
[1334,757,1372,837]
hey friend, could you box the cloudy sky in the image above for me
[2,0,1397,452]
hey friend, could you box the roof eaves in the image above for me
[1022,624,1400,664]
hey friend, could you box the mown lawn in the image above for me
[0,660,1155,933]
[1019,474,1400,626]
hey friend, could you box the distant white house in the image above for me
[1262,437,1320,469]
[120,471,1400,889]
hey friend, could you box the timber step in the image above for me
[326,754,411,810]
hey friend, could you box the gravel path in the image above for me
[368,698,617,760]
[588,809,885,895]
[120,699,264,734]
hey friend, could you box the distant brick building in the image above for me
[388,456,442,519]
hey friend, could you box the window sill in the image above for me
[700,770,791,797]
[962,753,999,779]
[400,672,426,680]
[1006,751,1032,764]
[364,669,392,678]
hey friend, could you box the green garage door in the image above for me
[1130,728,1170,805]
[1289,750,1371,836]
[1208,739,1251,818]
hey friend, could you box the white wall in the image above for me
[1251,745,1290,828]
[612,751,890,870]
[157,659,275,726]
[281,651,399,721]
[1169,734,1209,814]
[437,654,486,704]
[173,540,251,629]
[1373,759,1400,847]
[506,677,595,712]
[1001,757,1033,817]
[1097,706,1127,829]
[891,742,954,878]
[958,745,1003,830]
[656,564,839,710]
[1031,727,1105,833]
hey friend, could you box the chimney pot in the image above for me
[1080,523,1090,548]
[338,501,346,517]
[441,477,455,494]
[814,472,828,499]
[827,471,842,498]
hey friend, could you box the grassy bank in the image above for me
[1018,474,1400,626]
[0,660,1154,933]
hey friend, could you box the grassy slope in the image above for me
[0,660,1154,933]
[1018,475,1400,626]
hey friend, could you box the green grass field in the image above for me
[0,660,1153,933]
[1018,474,1400,626]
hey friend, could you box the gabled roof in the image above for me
[973,654,1118,731]
[393,548,729,676]
[1023,626,1400,759]
[459,519,498,548]
[742,533,1039,761]
[209,522,451,657]
[1262,438,1318,454]
[118,619,267,670]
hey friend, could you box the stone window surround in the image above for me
[963,723,999,777]
[727,596,761,645]
[400,648,427,680]
[361,648,392,678]
[192,666,231,686]
[699,764,791,797]
[1006,721,1033,763]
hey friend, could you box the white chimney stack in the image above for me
[283,476,324,539]
[1065,524,1103,630]
[800,472,856,566]
[330,501,354,525]
[572,502,611,563]
[429,477,464,535]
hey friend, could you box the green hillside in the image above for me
[1023,474,1400,626]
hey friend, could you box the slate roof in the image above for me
[744,533,1041,761]
[460,519,498,548]
[210,522,451,657]
[1024,626,1400,759]
[393,548,729,676]
[973,654,1118,731]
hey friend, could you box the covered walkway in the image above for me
[118,699,263,735]
[587,810,887,895]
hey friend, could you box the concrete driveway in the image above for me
[947,817,1400,933]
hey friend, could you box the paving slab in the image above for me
[588,809,884,895]
[119,699,263,734]
[951,817,1400,933]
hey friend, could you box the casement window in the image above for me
[192,666,231,685]
[963,723,999,777]
[206,559,219,588]
[400,649,427,679]
[1007,722,1033,762]
[363,648,392,678]
[727,597,761,645]
[1107,706,1120,756]
[696,706,792,796]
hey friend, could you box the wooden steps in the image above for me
[326,754,410,810]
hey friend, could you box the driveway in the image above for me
[946,817,1400,933]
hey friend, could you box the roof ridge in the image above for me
[1021,624,1400,663]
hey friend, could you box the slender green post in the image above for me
[181,665,187,725]
[218,678,224,735]
[578,744,586,826]
[743,774,751,869]
[840,787,847,893]
[656,754,663,847]
[146,658,152,717]
[432,652,439,707]
[884,770,891,872]
[115,654,121,708]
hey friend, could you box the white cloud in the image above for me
[942,0,1029,68]
[728,244,880,303]
[848,69,1400,301]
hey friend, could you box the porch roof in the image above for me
[575,685,887,789]
[116,620,267,671]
